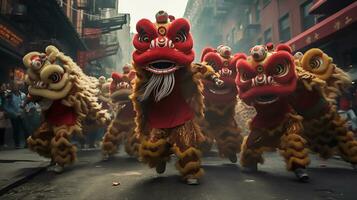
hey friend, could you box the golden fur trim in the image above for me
[240,136,265,167]
[286,157,310,171]
[171,146,202,159]
[139,139,168,158]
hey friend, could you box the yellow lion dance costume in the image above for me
[25,45,110,172]
[199,45,244,162]
[291,48,357,167]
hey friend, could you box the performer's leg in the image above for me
[240,136,264,171]
[307,109,357,167]
[215,124,243,163]
[302,112,337,160]
[101,119,124,159]
[125,128,140,157]
[50,126,77,173]
[332,116,357,167]
[199,132,214,155]
[198,119,214,154]
[280,120,310,182]
[139,128,171,173]
[27,122,53,158]
[170,121,204,184]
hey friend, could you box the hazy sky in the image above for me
[118,0,189,33]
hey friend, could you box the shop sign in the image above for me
[0,24,23,48]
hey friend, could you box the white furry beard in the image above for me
[138,73,175,102]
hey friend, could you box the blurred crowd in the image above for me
[0,82,41,149]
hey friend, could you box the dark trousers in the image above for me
[0,128,5,146]
[10,117,29,147]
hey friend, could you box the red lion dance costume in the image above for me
[131,11,222,185]
[236,44,357,181]
[200,45,243,163]
[235,44,310,181]
[102,71,140,159]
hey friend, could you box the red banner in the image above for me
[286,1,357,51]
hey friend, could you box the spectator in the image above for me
[0,83,8,148]
[2,83,29,148]
[0,107,6,148]
[338,95,357,133]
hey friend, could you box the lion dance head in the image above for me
[295,48,351,102]
[132,10,194,102]
[235,44,297,107]
[110,71,135,103]
[23,45,76,101]
[201,45,245,103]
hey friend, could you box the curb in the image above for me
[0,162,49,196]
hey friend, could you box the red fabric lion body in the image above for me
[236,44,357,181]
[101,71,140,159]
[131,11,221,184]
[200,45,243,163]
[235,44,310,181]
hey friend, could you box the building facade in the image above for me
[0,0,87,82]
[0,0,129,83]
[185,0,317,55]
[185,0,356,71]
[74,0,129,77]
[286,0,357,72]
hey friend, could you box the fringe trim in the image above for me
[172,146,204,179]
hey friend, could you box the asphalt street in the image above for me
[1,149,357,200]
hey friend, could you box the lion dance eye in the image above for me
[240,71,250,82]
[174,30,187,42]
[139,34,150,43]
[49,72,61,83]
[309,56,323,69]
[274,62,289,77]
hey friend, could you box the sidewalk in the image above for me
[0,149,50,195]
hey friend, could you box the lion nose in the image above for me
[150,37,174,49]
[219,68,232,76]
[254,74,267,86]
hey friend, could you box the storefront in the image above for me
[286,1,357,111]
[286,1,357,72]
[0,16,25,83]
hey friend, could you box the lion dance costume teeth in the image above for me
[290,48,357,168]
[101,70,140,159]
[200,45,243,163]
[235,44,310,181]
[24,46,111,173]
[131,11,223,185]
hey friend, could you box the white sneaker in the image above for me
[47,165,56,172]
[186,178,199,185]
[53,164,64,173]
